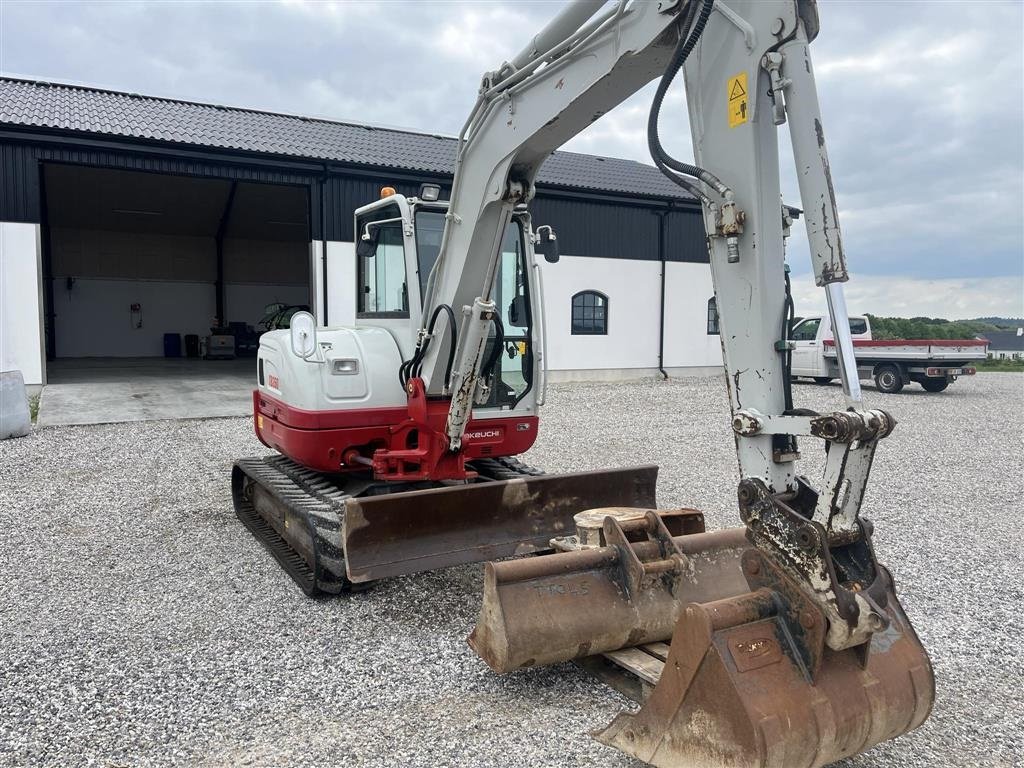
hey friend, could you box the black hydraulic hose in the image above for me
[647,0,728,197]
[480,314,505,385]
[400,303,457,390]
[781,269,795,411]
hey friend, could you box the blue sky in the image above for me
[2,0,1021,318]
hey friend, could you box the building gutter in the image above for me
[655,208,670,380]
[320,167,329,325]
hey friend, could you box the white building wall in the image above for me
[538,254,660,377]
[537,254,722,380]
[315,245,723,381]
[663,261,723,370]
[0,222,45,385]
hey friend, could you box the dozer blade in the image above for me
[342,465,658,582]
[468,512,934,767]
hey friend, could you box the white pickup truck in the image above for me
[790,315,988,393]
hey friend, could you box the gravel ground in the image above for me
[1,373,1021,767]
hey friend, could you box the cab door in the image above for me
[353,196,421,361]
[790,318,823,377]
[478,218,536,412]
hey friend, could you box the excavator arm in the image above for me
[462,2,934,764]
[424,0,889,648]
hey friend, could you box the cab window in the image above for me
[413,209,446,300]
[848,318,868,335]
[357,203,408,317]
[791,318,821,341]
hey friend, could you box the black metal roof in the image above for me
[0,77,697,203]
[981,329,1024,351]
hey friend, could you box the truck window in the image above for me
[791,318,820,341]
[849,318,868,335]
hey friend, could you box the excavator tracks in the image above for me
[233,456,357,596]
[232,454,547,597]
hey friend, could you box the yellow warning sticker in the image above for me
[728,72,748,128]
[257,414,264,430]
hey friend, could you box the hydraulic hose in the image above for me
[480,315,506,388]
[400,303,457,391]
[781,268,795,411]
[647,0,729,198]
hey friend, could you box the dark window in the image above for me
[791,318,821,341]
[571,291,608,335]
[848,318,868,335]
[707,297,719,335]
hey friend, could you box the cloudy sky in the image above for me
[2,0,1021,319]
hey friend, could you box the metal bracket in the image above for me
[603,511,687,597]
[713,1,756,51]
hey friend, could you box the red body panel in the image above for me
[822,338,988,347]
[253,390,539,475]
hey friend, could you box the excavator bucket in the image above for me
[469,510,934,767]
[342,466,658,582]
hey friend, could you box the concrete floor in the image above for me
[37,357,256,427]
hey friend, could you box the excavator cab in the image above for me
[352,191,540,412]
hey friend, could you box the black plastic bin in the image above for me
[184,334,200,358]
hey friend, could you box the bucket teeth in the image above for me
[594,584,933,767]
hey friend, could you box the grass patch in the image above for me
[28,394,40,423]
[975,358,1024,372]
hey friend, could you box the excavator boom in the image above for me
[463,0,934,764]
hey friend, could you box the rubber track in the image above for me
[236,454,544,597]
[234,456,354,597]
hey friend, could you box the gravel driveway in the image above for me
[1,373,1021,767]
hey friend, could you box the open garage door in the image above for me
[42,164,312,360]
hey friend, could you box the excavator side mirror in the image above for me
[356,233,377,259]
[535,226,559,263]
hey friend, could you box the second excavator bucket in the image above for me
[469,510,934,768]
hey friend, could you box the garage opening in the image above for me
[42,164,311,363]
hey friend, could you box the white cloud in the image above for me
[1,0,1020,296]
[790,274,1024,320]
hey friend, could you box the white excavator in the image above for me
[232,1,934,764]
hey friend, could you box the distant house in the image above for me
[982,329,1024,360]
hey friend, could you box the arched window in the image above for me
[707,297,719,335]
[571,290,608,335]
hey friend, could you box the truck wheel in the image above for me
[874,364,904,394]
[813,377,833,385]
[921,378,950,393]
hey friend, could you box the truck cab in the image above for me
[791,314,871,381]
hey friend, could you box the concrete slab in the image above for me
[38,358,256,427]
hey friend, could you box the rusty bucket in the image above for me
[468,510,934,767]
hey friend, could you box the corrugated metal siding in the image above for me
[531,195,708,263]
[665,207,709,263]
[0,139,318,226]
[0,143,41,222]
[531,195,656,260]
[1,138,708,264]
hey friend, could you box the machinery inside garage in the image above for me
[42,164,311,363]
